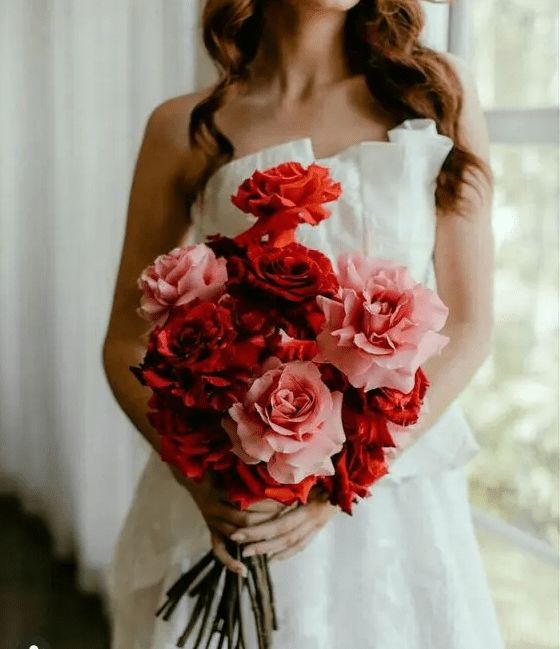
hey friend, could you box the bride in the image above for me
[103,1,504,647]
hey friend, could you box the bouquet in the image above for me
[130,161,449,648]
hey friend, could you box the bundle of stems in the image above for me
[156,542,278,649]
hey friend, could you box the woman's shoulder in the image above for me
[434,52,484,123]
[146,89,208,149]
[438,52,491,165]
[141,87,214,187]
[147,88,211,139]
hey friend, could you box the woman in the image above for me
[103,1,504,647]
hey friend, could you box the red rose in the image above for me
[130,345,182,399]
[322,391,392,514]
[156,299,266,373]
[367,368,429,427]
[152,408,234,481]
[181,370,255,412]
[232,162,341,222]
[133,357,237,411]
[318,364,349,393]
[326,443,388,515]
[342,396,396,449]
[231,162,341,247]
[223,459,317,510]
[269,331,319,363]
[154,301,236,373]
[228,243,338,303]
[276,300,326,339]
[131,299,266,411]
[221,293,278,339]
[205,234,244,260]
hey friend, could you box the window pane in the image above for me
[478,531,559,649]
[473,0,559,108]
[460,145,559,547]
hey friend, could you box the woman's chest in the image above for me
[213,77,394,162]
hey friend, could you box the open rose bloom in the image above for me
[137,243,227,325]
[130,159,450,647]
[227,360,345,484]
[316,252,449,393]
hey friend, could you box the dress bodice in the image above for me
[184,118,480,481]
[187,118,454,293]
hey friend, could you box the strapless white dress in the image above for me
[109,119,504,649]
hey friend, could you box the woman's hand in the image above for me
[169,465,286,577]
[230,489,339,561]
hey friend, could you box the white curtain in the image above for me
[0,0,451,600]
[0,0,198,595]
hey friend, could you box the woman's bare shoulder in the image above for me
[142,86,214,186]
[146,89,210,142]
[438,52,490,163]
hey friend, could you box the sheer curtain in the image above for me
[0,0,455,599]
[0,0,198,595]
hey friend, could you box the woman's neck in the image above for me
[246,2,351,106]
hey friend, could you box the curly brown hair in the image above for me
[188,0,490,215]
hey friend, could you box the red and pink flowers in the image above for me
[130,159,449,648]
[132,160,449,513]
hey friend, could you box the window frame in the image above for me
[449,0,560,147]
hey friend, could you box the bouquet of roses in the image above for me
[131,161,449,649]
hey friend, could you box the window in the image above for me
[472,0,558,109]
[453,1,560,647]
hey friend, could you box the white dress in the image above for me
[109,118,505,649]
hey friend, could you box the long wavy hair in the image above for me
[187,0,491,215]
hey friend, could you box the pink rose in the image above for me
[137,244,227,324]
[225,360,345,484]
[315,253,449,393]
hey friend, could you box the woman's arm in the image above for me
[102,95,197,452]
[102,93,284,575]
[408,54,494,438]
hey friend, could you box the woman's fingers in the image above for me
[208,518,237,539]
[212,502,279,528]
[243,499,287,515]
[230,504,308,544]
[269,530,316,561]
[231,500,338,557]
[210,531,247,578]
[241,519,316,558]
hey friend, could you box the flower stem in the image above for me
[155,544,277,649]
